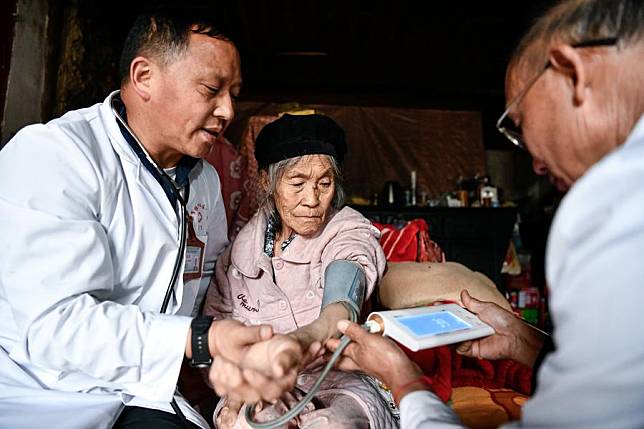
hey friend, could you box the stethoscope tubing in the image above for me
[161,199,187,313]
[244,334,354,429]
[110,100,188,313]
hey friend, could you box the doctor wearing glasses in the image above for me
[328,0,644,428]
[0,8,300,429]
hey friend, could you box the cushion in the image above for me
[372,219,445,263]
[379,261,512,311]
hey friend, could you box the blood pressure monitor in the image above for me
[366,304,494,351]
[245,303,494,428]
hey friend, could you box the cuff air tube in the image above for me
[322,260,366,322]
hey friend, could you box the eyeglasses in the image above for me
[496,37,619,150]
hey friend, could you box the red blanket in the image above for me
[402,344,532,403]
[372,219,533,403]
[373,219,445,263]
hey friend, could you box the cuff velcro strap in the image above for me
[322,260,366,322]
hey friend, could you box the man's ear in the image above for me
[128,56,154,102]
[547,44,587,106]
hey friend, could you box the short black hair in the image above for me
[118,7,235,84]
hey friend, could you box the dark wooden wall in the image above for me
[0,0,18,133]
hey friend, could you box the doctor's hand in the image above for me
[327,320,425,403]
[209,354,297,404]
[185,319,274,364]
[456,290,545,368]
[210,319,276,364]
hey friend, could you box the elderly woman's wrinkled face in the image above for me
[275,155,335,237]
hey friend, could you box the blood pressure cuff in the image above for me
[322,260,366,323]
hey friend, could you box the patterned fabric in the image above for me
[263,215,296,257]
[372,218,445,263]
[204,136,251,240]
[238,115,280,216]
[450,387,528,429]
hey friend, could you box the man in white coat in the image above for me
[329,0,644,427]
[0,8,301,429]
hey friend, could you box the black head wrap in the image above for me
[254,114,346,169]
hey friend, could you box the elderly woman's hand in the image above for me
[240,334,305,378]
[209,350,300,404]
[205,325,303,406]
[287,302,347,366]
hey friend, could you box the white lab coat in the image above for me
[0,91,229,428]
[397,115,644,428]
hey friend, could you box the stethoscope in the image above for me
[111,97,193,426]
[111,98,188,312]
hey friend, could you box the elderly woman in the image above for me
[204,114,396,428]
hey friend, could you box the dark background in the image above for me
[1,0,558,290]
[44,0,556,150]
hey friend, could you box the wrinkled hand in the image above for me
[217,387,316,429]
[294,335,325,372]
[456,290,545,367]
[241,334,305,378]
[208,319,274,364]
[213,336,305,427]
[209,354,298,404]
[326,320,422,389]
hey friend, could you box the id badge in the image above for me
[184,215,205,282]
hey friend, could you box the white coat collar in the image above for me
[98,91,140,166]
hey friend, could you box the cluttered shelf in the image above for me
[350,205,517,292]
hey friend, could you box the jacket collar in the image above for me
[230,212,272,278]
[230,209,341,278]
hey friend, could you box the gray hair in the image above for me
[258,154,345,222]
[510,0,644,76]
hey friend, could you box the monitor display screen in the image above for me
[397,310,471,336]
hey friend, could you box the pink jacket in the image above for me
[204,206,386,330]
[204,207,397,428]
